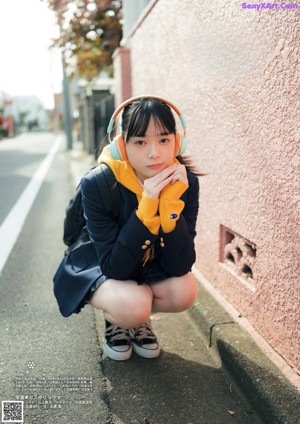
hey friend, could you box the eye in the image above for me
[160,138,169,144]
[134,140,146,146]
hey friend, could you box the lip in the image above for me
[147,163,164,170]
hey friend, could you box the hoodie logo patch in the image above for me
[169,213,178,219]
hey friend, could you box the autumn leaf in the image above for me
[44,0,122,80]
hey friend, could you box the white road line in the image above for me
[0,136,62,275]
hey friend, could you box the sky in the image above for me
[0,0,63,109]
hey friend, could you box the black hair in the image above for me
[121,98,175,141]
[120,98,204,176]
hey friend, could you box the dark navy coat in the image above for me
[81,169,199,280]
[53,170,199,317]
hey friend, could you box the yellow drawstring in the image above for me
[142,245,155,267]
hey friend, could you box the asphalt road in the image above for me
[0,133,263,424]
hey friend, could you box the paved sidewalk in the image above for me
[68,141,300,424]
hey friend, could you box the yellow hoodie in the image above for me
[98,145,188,235]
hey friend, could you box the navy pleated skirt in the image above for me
[53,240,172,317]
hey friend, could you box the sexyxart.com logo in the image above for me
[241,2,299,9]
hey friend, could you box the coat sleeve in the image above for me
[158,171,199,276]
[81,173,158,280]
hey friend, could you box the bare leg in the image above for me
[150,272,198,313]
[89,279,153,328]
[89,272,198,326]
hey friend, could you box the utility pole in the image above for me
[62,53,73,150]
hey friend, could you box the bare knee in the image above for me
[152,273,198,313]
[175,273,198,311]
[113,296,152,328]
[90,279,153,328]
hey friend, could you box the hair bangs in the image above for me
[122,99,176,141]
[125,103,151,140]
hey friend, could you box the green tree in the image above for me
[46,0,122,81]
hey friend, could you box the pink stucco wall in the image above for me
[123,1,300,373]
[113,47,132,106]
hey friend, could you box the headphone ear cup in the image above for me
[174,132,187,156]
[108,135,128,161]
[179,134,187,155]
[174,132,180,157]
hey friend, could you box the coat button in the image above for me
[141,245,147,249]
[145,240,151,245]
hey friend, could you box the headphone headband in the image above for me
[107,94,186,141]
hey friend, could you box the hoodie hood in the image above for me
[98,144,178,197]
[98,145,188,235]
[98,145,144,198]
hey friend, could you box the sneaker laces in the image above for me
[105,324,131,344]
[133,320,156,342]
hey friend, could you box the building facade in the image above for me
[113,0,300,375]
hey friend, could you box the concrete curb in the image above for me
[189,273,300,424]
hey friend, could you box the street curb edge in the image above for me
[188,277,300,424]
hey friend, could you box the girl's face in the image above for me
[125,117,176,183]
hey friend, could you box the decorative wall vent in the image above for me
[219,225,256,291]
